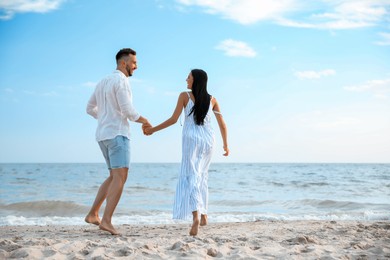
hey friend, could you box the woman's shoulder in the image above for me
[178,92,192,106]
[179,91,192,99]
[210,94,217,104]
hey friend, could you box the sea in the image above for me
[0,163,389,226]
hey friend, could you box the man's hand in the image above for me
[143,125,154,135]
[142,122,152,135]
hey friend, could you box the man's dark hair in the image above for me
[116,48,136,62]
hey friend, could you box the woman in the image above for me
[144,69,229,236]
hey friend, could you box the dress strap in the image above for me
[210,95,220,115]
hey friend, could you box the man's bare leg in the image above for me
[99,167,128,235]
[189,211,200,236]
[85,174,113,225]
[200,214,208,226]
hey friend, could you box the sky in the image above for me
[0,0,389,163]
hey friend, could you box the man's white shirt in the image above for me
[87,70,140,141]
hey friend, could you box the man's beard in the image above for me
[126,65,132,77]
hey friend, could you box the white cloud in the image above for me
[176,0,297,25]
[277,17,374,30]
[215,39,257,58]
[294,69,336,80]
[302,1,388,29]
[344,78,390,99]
[0,0,65,20]
[176,0,390,30]
[375,32,390,46]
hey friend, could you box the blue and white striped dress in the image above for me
[173,92,215,220]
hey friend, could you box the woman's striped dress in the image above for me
[173,92,215,220]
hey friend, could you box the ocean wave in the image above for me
[296,199,390,211]
[212,199,390,211]
[126,186,172,192]
[213,200,275,207]
[290,181,330,188]
[0,201,89,217]
[1,211,389,226]
[252,211,390,222]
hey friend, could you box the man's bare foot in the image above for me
[200,214,208,226]
[189,218,200,236]
[85,214,101,226]
[99,222,119,235]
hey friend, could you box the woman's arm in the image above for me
[144,92,187,135]
[212,98,229,156]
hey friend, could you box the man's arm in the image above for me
[116,79,141,122]
[86,92,98,119]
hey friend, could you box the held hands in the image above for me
[144,126,154,135]
[142,123,154,136]
[141,121,152,135]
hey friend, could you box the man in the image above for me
[85,48,150,235]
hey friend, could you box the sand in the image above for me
[1,220,389,259]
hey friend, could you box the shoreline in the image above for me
[1,220,389,259]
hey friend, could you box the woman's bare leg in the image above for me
[200,214,208,226]
[190,211,200,236]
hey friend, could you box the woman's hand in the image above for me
[223,146,229,156]
[143,125,154,136]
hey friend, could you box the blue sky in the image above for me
[0,0,389,163]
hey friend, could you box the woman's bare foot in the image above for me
[189,218,200,236]
[200,214,208,226]
[84,214,101,226]
[99,221,119,235]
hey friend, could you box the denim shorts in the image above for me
[98,135,130,170]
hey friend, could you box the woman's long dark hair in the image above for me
[189,69,210,125]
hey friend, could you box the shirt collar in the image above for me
[114,69,128,78]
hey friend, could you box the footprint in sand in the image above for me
[283,235,318,245]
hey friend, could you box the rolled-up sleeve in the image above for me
[86,92,98,119]
[116,79,140,122]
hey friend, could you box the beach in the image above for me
[1,220,389,259]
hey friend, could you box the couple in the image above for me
[85,48,229,236]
